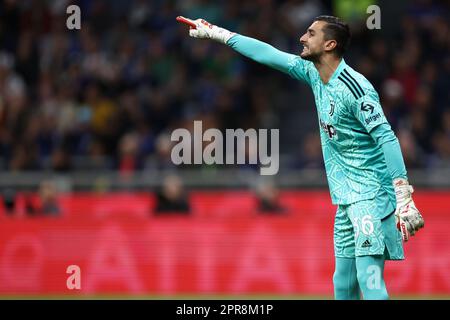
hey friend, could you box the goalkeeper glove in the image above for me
[393,178,424,241]
[176,16,235,44]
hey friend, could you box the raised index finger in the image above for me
[176,16,197,29]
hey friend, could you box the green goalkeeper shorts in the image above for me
[334,196,404,260]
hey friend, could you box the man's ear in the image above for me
[324,39,337,53]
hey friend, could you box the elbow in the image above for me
[371,124,397,146]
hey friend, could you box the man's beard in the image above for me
[301,51,322,62]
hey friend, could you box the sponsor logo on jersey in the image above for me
[319,118,337,139]
[365,113,381,125]
[361,102,375,114]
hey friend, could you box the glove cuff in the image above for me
[212,26,235,44]
[393,178,413,203]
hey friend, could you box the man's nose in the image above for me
[299,35,306,43]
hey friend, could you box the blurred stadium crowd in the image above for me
[0,0,449,175]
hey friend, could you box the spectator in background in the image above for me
[154,174,190,214]
[50,147,72,172]
[397,128,425,169]
[429,110,450,168]
[145,133,178,171]
[430,131,450,168]
[117,131,143,176]
[294,132,323,169]
[27,180,61,217]
[255,180,286,214]
[1,187,17,216]
[380,79,406,130]
[0,0,448,176]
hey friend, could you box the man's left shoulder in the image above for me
[336,66,379,104]
[342,67,377,94]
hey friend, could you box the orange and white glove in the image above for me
[176,16,235,44]
[394,178,425,241]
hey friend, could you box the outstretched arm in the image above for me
[177,16,311,83]
[226,35,298,75]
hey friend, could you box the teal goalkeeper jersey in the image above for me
[289,57,395,205]
[227,35,399,206]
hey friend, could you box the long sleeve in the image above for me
[226,34,311,84]
[370,123,408,180]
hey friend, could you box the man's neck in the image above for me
[314,55,342,84]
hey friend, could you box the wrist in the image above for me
[211,26,235,44]
[393,177,408,187]
[393,177,413,204]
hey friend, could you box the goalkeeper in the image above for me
[177,15,424,300]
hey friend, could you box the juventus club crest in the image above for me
[329,100,335,116]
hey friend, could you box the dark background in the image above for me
[0,0,448,191]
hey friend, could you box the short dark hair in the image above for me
[313,15,351,57]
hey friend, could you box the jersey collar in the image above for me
[329,58,347,83]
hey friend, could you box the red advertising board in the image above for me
[0,191,449,296]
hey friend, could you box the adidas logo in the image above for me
[361,239,372,248]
